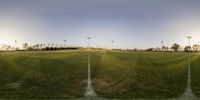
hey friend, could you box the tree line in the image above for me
[0,43,81,51]
[0,42,199,52]
[146,43,200,52]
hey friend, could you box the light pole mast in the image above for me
[187,36,192,51]
[111,40,114,50]
[87,37,91,49]
[161,41,164,51]
[85,36,96,97]
[182,35,196,99]
[198,41,200,51]
[14,40,17,50]
[64,40,67,48]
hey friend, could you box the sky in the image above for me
[0,0,200,49]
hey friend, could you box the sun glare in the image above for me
[0,29,18,45]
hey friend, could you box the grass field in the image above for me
[0,51,88,99]
[191,53,200,97]
[0,50,199,99]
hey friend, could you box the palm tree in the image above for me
[23,43,29,50]
[171,43,180,52]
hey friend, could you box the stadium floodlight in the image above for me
[198,41,200,51]
[14,40,17,50]
[161,41,164,51]
[111,40,114,49]
[187,36,192,51]
[87,37,91,48]
[161,41,164,47]
[64,40,67,48]
[187,36,192,46]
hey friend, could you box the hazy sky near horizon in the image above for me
[0,0,200,49]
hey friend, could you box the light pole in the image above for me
[85,36,96,97]
[187,36,192,51]
[64,40,67,48]
[182,36,195,98]
[198,41,200,51]
[111,40,114,50]
[14,40,17,50]
[87,37,91,49]
[161,41,164,51]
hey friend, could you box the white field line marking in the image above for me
[179,54,197,100]
[84,53,97,97]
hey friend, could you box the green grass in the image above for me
[0,50,88,99]
[91,51,196,99]
[191,53,200,97]
[0,50,199,99]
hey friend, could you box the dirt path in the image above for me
[84,53,97,97]
[82,53,198,99]
[179,54,197,100]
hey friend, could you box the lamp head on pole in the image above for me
[86,37,91,49]
[187,36,192,39]
[87,37,91,40]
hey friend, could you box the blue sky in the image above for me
[0,0,200,49]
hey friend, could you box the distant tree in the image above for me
[50,47,53,50]
[133,48,137,51]
[27,46,33,51]
[5,45,11,50]
[162,46,169,51]
[193,45,199,52]
[45,47,50,50]
[23,43,29,50]
[39,44,43,50]
[156,47,160,51]
[185,46,192,52]
[146,48,155,51]
[33,44,40,50]
[171,43,180,52]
